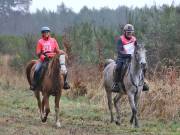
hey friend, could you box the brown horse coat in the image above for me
[26,54,63,128]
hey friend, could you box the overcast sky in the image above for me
[30,0,179,13]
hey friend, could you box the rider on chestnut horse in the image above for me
[30,26,70,91]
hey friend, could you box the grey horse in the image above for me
[103,45,147,128]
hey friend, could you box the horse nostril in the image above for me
[141,63,146,69]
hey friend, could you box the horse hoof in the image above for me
[41,117,47,123]
[115,121,121,125]
[110,119,114,123]
[56,122,61,128]
[134,124,139,128]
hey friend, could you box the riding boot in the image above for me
[112,71,122,93]
[30,70,39,91]
[142,68,149,91]
[142,81,149,91]
[63,72,70,90]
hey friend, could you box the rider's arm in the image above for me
[36,40,42,58]
[36,40,46,61]
[116,39,123,56]
[54,39,67,56]
[54,39,60,52]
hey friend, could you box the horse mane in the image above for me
[135,44,146,52]
[48,54,61,93]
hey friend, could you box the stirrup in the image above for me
[112,83,121,93]
[30,85,36,91]
[142,82,149,91]
[30,80,38,91]
[63,82,70,90]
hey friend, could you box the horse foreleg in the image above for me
[106,90,114,123]
[113,93,122,125]
[34,91,42,119]
[55,94,61,128]
[128,92,139,128]
[133,90,141,128]
[41,95,50,123]
[41,95,45,115]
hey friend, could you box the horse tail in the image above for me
[25,60,36,85]
[104,59,115,68]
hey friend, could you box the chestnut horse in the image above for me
[26,54,63,128]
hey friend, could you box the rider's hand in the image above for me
[59,50,68,58]
[40,54,45,61]
[59,50,65,55]
[44,55,49,61]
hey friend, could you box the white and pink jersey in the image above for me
[120,35,136,55]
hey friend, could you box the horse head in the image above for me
[48,54,60,76]
[134,44,147,69]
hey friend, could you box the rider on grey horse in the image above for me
[112,24,149,92]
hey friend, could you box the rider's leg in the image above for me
[30,61,42,90]
[63,72,70,89]
[59,55,70,90]
[112,59,123,92]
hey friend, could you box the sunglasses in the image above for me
[126,31,134,35]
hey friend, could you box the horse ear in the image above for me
[141,43,145,48]
[136,43,145,50]
[135,44,141,50]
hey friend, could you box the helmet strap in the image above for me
[42,34,50,40]
[124,32,132,40]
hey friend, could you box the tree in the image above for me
[0,0,32,16]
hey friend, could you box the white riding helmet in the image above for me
[123,24,134,32]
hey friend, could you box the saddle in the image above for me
[36,61,49,86]
[114,59,130,79]
[113,58,131,91]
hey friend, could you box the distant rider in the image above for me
[112,24,149,92]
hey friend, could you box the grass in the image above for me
[0,84,180,135]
